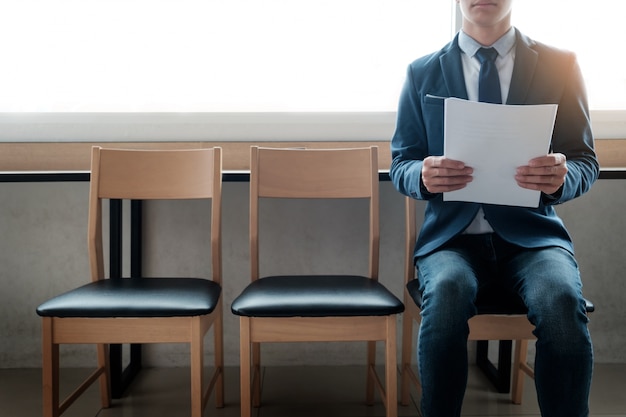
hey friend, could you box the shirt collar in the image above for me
[458,26,516,59]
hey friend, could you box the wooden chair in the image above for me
[400,196,594,406]
[36,147,225,417]
[231,146,405,417]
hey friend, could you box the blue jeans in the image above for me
[415,233,593,417]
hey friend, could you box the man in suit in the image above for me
[389,1,598,416]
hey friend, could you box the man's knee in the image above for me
[527,284,589,346]
[420,271,477,323]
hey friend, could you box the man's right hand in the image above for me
[421,156,473,193]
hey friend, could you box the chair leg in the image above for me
[240,317,252,417]
[42,318,59,417]
[366,340,376,406]
[252,342,261,408]
[385,315,398,417]
[214,311,225,408]
[96,343,111,409]
[511,339,529,404]
[190,318,204,417]
[400,307,413,406]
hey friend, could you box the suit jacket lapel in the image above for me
[440,35,469,100]
[507,29,539,104]
[438,30,539,104]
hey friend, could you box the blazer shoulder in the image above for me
[407,38,458,72]
[512,30,581,103]
[518,30,577,65]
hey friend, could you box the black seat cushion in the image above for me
[36,278,221,318]
[406,279,594,315]
[231,275,405,317]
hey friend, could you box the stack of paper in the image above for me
[443,97,558,208]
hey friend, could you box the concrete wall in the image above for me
[1,179,624,368]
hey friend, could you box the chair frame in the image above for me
[400,196,535,406]
[40,147,224,417]
[238,146,400,417]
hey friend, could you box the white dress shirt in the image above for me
[457,27,517,234]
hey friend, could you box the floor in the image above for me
[1,364,624,417]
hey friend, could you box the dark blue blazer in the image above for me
[390,29,599,258]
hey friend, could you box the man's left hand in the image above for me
[515,153,567,195]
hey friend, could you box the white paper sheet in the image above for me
[443,97,558,207]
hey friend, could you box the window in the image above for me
[0,1,623,141]
[0,0,452,112]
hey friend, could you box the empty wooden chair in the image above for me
[231,146,405,417]
[36,147,224,417]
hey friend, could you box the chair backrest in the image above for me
[88,146,222,284]
[249,146,380,281]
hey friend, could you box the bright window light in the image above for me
[0,0,452,112]
[1,1,622,142]
[511,0,626,110]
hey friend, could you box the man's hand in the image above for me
[421,156,473,193]
[516,153,567,195]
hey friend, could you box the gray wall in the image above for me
[1,179,624,368]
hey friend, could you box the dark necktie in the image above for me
[475,47,502,104]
